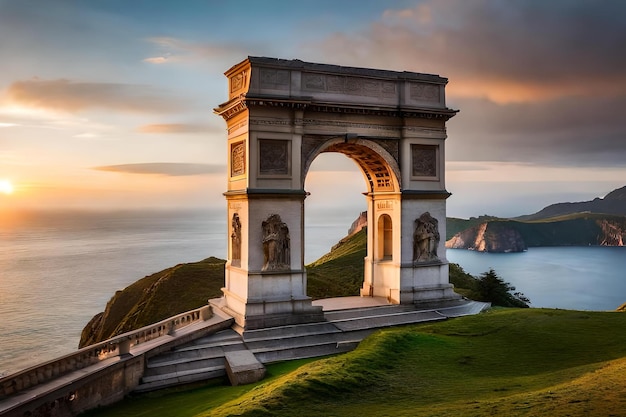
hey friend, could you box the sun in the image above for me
[0,179,14,195]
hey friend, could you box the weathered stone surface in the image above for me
[224,350,266,386]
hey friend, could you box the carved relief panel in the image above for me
[259,68,290,90]
[231,213,242,265]
[261,214,290,271]
[411,144,438,179]
[229,70,248,98]
[409,82,440,103]
[413,212,440,263]
[231,141,246,177]
[259,139,290,176]
[302,73,396,99]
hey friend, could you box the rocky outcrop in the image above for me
[446,217,626,252]
[597,219,625,246]
[347,211,367,236]
[446,222,527,253]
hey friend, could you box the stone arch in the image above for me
[214,57,460,331]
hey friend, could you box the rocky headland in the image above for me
[446,186,626,253]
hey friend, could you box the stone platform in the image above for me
[135,297,489,391]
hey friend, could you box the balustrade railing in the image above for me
[0,305,211,399]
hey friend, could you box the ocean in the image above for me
[1,209,625,376]
[0,208,355,376]
[447,247,626,311]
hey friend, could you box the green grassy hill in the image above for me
[305,228,367,299]
[83,308,626,417]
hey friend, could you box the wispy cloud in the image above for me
[6,79,185,113]
[136,123,220,134]
[143,37,248,66]
[94,163,224,176]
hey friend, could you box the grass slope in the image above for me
[305,228,367,299]
[82,308,626,417]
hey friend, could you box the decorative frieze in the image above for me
[260,68,290,90]
[410,82,440,103]
[302,73,396,99]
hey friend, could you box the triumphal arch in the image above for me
[214,57,459,331]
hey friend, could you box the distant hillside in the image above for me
[447,185,626,252]
[447,213,626,252]
[516,185,626,221]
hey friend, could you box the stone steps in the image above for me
[134,300,490,393]
[135,329,244,392]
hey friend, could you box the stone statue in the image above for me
[231,213,241,262]
[413,212,440,263]
[262,214,290,271]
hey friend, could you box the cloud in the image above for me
[94,163,224,176]
[5,79,185,113]
[310,1,626,102]
[143,37,249,66]
[136,123,220,134]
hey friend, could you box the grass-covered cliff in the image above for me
[79,257,226,347]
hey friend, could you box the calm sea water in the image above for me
[1,210,625,376]
[447,247,626,311]
[0,209,354,376]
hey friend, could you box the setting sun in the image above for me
[0,179,14,195]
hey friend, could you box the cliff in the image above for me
[79,257,226,348]
[446,221,527,252]
[447,185,626,252]
[446,215,626,253]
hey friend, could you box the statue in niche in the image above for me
[413,212,440,263]
[231,213,241,263]
[262,214,290,271]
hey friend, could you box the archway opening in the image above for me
[304,152,366,264]
[377,214,393,261]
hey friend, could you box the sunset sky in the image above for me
[1,0,625,218]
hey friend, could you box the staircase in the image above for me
[134,299,488,392]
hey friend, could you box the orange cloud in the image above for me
[94,163,224,176]
[137,123,217,134]
[5,79,184,113]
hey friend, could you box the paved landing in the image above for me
[313,296,391,311]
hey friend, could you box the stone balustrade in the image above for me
[0,305,211,400]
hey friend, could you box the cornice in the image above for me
[215,94,458,122]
